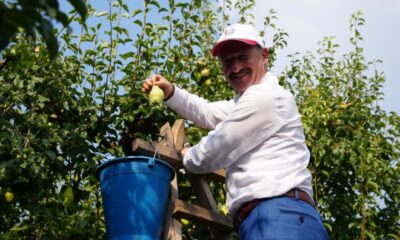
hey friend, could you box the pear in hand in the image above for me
[149,85,164,105]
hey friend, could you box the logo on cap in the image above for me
[222,28,235,40]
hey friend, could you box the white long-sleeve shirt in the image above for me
[165,72,313,216]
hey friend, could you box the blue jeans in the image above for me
[238,196,330,240]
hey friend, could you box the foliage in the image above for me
[0,0,87,58]
[0,1,398,239]
[0,34,104,238]
[281,11,399,240]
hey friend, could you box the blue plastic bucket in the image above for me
[96,155,175,240]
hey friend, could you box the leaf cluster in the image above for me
[280,12,399,239]
[0,0,87,58]
[0,1,398,239]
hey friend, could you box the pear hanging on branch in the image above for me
[5,191,14,202]
[62,186,74,206]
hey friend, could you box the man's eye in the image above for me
[239,55,248,60]
[222,60,232,67]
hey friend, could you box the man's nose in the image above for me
[231,59,242,73]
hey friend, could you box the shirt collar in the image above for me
[234,71,274,101]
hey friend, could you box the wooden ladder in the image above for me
[131,119,234,239]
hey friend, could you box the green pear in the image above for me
[5,191,14,202]
[200,68,210,78]
[63,187,74,206]
[149,85,164,105]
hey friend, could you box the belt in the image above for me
[233,189,315,232]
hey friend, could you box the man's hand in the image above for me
[180,143,191,157]
[180,147,189,157]
[142,74,174,100]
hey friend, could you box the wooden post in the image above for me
[171,119,185,151]
[163,174,182,240]
[188,174,232,239]
[159,122,174,148]
[160,122,183,240]
[131,119,235,239]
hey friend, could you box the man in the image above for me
[142,23,329,239]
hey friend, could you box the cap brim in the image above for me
[212,39,259,57]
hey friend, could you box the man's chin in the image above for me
[232,84,247,94]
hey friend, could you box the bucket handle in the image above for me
[149,141,161,168]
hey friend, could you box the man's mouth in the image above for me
[230,70,250,80]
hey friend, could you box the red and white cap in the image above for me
[212,23,264,57]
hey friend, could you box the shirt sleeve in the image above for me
[165,86,234,129]
[182,85,292,174]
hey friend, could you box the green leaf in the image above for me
[149,0,160,9]
[47,7,58,18]
[45,151,56,160]
[35,18,58,58]
[320,170,330,178]
[387,234,398,239]
[348,222,358,229]
[366,180,379,194]
[67,0,88,20]
[365,231,376,240]
[55,11,69,27]
[176,2,189,8]
[158,7,168,13]
[133,19,142,26]
[132,9,142,17]
[96,11,108,17]
[323,222,332,232]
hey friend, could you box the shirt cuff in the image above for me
[164,86,187,109]
[163,84,175,101]
[182,148,192,170]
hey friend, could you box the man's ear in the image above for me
[262,48,269,59]
[262,47,269,65]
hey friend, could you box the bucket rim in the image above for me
[96,155,175,179]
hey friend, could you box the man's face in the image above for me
[218,42,268,94]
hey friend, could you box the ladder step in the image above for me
[172,199,234,232]
[131,138,226,181]
[132,138,181,168]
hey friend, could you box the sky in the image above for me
[250,0,400,114]
[60,0,399,115]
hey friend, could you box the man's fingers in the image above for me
[142,74,170,95]
[153,74,163,85]
[142,78,154,93]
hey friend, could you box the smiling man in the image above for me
[142,23,329,239]
[218,40,268,94]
